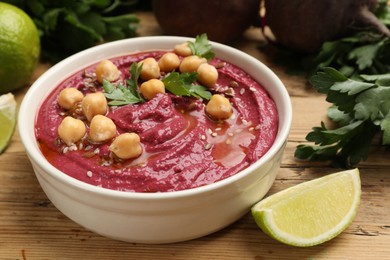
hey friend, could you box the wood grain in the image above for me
[0,12,389,260]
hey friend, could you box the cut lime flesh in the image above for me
[0,93,17,153]
[251,169,361,247]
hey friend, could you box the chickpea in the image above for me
[205,94,233,120]
[174,42,192,57]
[109,133,142,160]
[58,88,84,110]
[197,63,218,88]
[82,92,108,121]
[58,116,86,146]
[158,52,180,72]
[95,59,121,84]
[139,57,160,81]
[89,115,117,143]
[140,79,165,100]
[179,55,207,73]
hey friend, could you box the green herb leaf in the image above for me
[187,34,215,61]
[188,85,213,100]
[308,32,390,77]
[296,67,390,167]
[103,62,144,106]
[308,67,348,94]
[327,105,352,126]
[126,62,144,101]
[354,86,390,121]
[347,41,384,71]
[103,81,142,106]
[6,0,140,62]
[295,120,376,168]
[162,72,212,100]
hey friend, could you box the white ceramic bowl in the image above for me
[19,36,292,244]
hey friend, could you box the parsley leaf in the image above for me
[162,72,212,100]
[295,67,390,167]
[307,33,390,77]
[102,34,218,106]
[103,62,144,106]
[6,0,140,62]
[126,62,144,101]
[187,34,215,61]
[295,1,390,167]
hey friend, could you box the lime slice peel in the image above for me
[251,169,361,247]
[0,93,17,153]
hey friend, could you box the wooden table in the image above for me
[1,12,389,259]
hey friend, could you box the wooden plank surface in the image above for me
[1,12,389,259]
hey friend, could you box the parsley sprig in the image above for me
[187,34,215,61]
[295,67,390,167]
[103,61,212,106]
[7,0,140,62]
[102,34,214,106]
[306,33,390,77]
[103,63,144,106]
[296,1,390,167]
[162,72,212,100]
[306,0,390,77]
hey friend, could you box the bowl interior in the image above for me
[18,36,292,199]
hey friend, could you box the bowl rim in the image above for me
[19,36,292,200]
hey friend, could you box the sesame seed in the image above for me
[211,132,217,137]
[240,88,245,95]
[215,62,226,69]
[224,88,235,96]
[101,160,112,166]
[242,119,248,126]
[205,143,213,150]
[229,81,239,88]
[226,139,232,145]
[87,171,93,177]
[228,132,234,137]
[201,135,206,140]
[139,162,147,167]
[69,145,78,151]
[249,127,254,131]
[249,87,257,92]
[85,145,93,151]
[207,128,213,135]
[94,148,100,154]
[255,124,261,130]
[62,147,69,154]
[215,127,222,131]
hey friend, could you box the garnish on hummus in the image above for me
[35,34,279,192]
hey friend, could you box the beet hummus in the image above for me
[35,40,278,193]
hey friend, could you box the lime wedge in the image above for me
[0,93,17,153]
[251,168,361,247]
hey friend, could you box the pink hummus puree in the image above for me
[35,51,278,192]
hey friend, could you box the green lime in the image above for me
[0,93,17,153]
[251,168,361,247]
[0,2,40,94]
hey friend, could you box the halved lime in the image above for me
[0,93,17,153]
[0,2,40,93]
[251,168,361,247]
